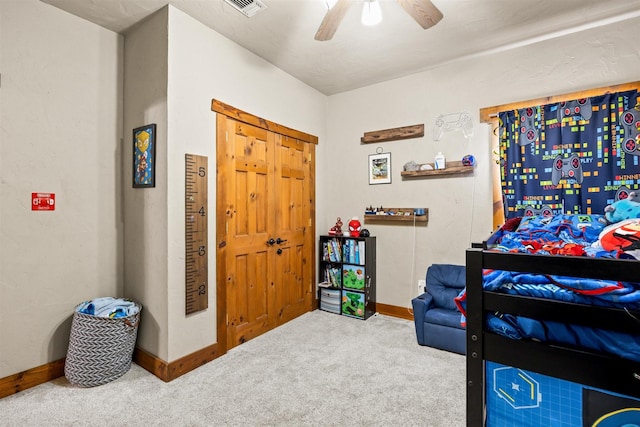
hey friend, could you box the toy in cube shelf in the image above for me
[342,265,365,290]
[348,217,361,237]
[342,290,365,318]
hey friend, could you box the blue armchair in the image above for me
[411,264,466,355]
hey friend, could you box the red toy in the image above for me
[328,217,343,236]
[348,217,362,237]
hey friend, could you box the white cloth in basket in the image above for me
[77,297,139,318]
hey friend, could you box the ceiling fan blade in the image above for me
[395,0,443,29]
[314,0,352,41]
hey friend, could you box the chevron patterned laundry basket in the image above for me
[64,299,142,387]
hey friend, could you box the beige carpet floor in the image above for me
[0,310,465,426]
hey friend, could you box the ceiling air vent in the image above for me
[224,0,268,18]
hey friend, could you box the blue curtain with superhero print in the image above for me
[499,90,640,219]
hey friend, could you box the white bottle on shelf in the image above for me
[434,152,446,170]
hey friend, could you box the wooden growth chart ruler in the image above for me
[185,154,208,314]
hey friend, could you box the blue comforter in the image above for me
[459,214,640,362]
[482,269,640,362]
[486,214,627,258]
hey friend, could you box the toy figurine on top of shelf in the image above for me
[328,217,343,236]
[365,206,387,215]
[348,217,361,237]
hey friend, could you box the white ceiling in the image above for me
[42,0,640,95]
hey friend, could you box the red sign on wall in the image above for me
[32,193,55,211]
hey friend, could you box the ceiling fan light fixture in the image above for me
[361,0,382,26]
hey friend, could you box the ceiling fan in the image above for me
[315,0,443,41]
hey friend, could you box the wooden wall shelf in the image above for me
[401,160,475,178]
[363,208,428,225]
[361,124,424,143]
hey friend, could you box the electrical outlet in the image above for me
[418,279,426,293]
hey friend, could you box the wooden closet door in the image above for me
[273,135,314,325]
[218,115,315,350]
[221,118,276,348]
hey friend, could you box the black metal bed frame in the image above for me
[465,246,640,426]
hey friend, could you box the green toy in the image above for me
[342,265,365,290]
[342,291,365,318]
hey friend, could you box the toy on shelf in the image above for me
[462,154,476,166]
[365,206,377,214]
[328,217,343,236]
[348,217,362,237]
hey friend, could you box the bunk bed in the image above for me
[464,215,640,426]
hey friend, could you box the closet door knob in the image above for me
[267,238,276,246]
[276,237,288,245]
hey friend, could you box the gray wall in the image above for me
[122,7,170,361]
[0,0,123,376]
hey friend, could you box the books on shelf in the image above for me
[323,238,368,264]
[323,239,342,262]
[324,266,342,287]
[342,239,365,264]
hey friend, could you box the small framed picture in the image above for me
[368,152,391,185]
[133,124,156,188]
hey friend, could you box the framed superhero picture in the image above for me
[132,123,156,188]
[368,151,391,185]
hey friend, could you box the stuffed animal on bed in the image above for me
[601,192,640,224]
[598,218,640,256]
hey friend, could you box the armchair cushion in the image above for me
[424,307,463,330]
[425,263,466,310]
